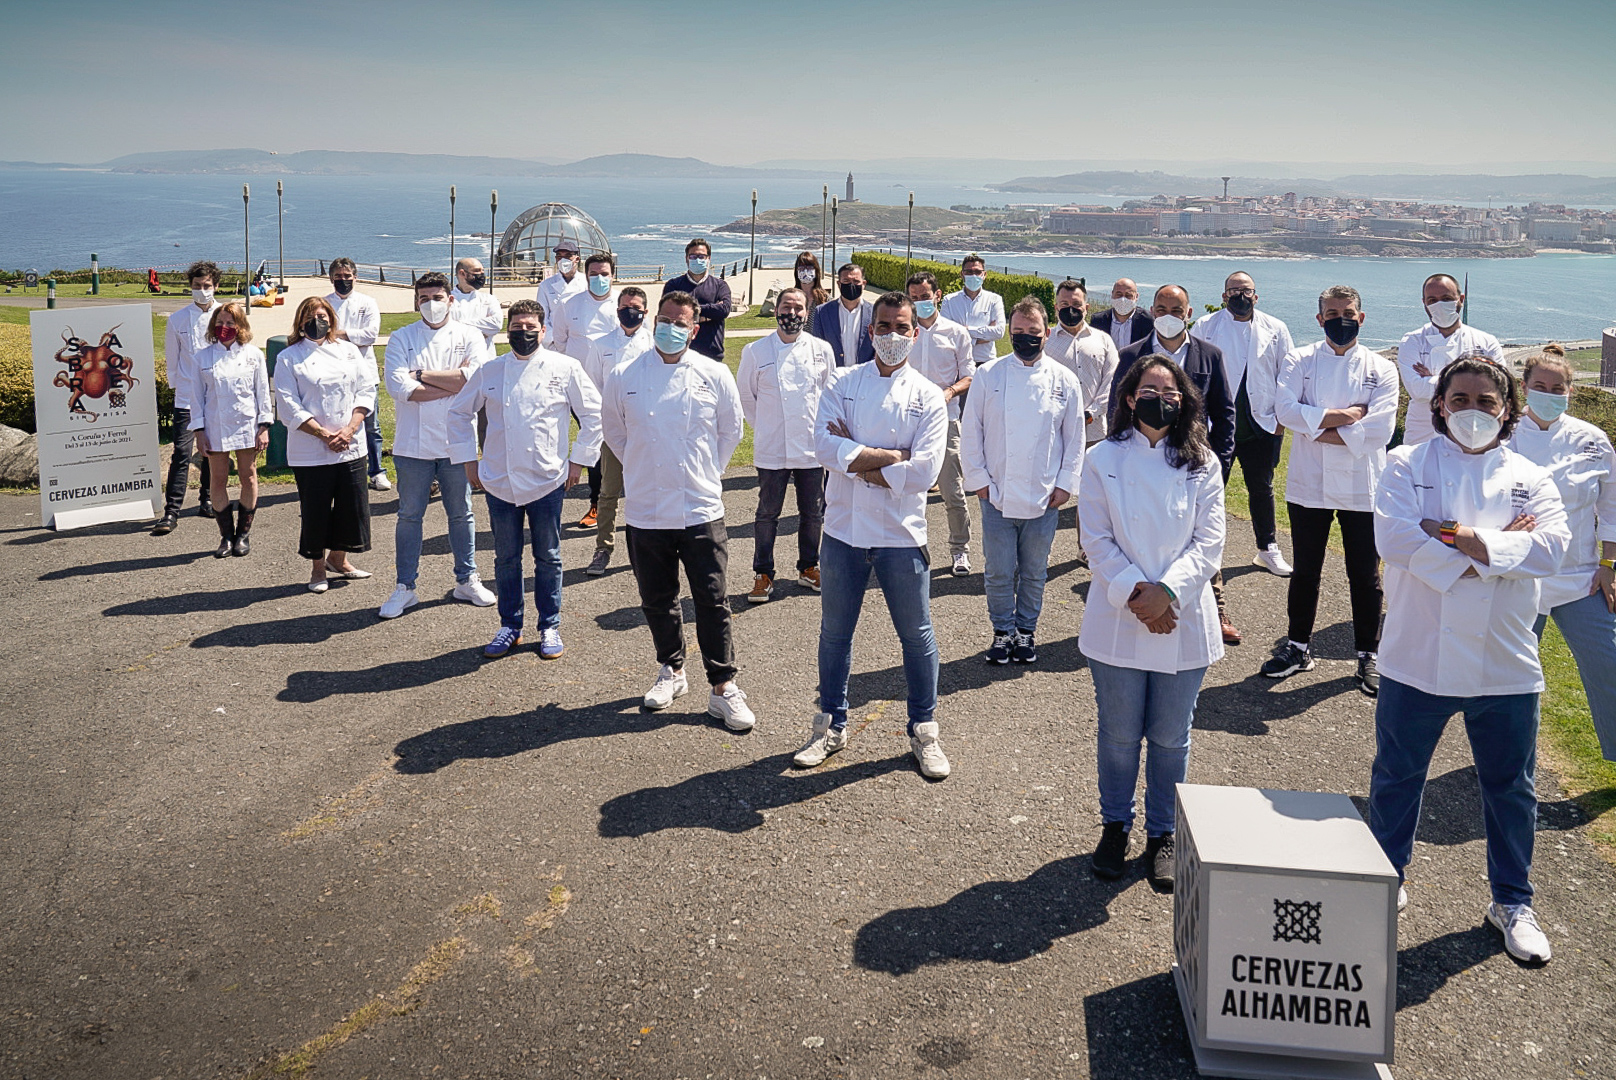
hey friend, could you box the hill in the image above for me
[714,203,981,236]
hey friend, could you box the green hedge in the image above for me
[851,251,1058,317]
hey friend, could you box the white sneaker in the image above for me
[909,721,951,779]
[708,684,756,732]
[1254,545,1294,577]
[643,665,688,710]
[453,578,497,607]
[951,552,970,577]
[1397,886,1408,912]
[793,712,849,768]
[378,584,418,619]
[368,473,392,491]
[1487,902,1552,963]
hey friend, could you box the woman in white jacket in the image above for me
[190,302,272,558]
[1079,354,1226,891]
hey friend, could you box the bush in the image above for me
[851,251,1057,317]
[0,321,177,435]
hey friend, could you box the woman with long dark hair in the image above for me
[792,251,828,321]
[1079,355,1226,890]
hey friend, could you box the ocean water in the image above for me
[2,170,1612,347]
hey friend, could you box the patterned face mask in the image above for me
[872,332,914,365]
[776,311,807,335]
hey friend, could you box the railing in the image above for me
[0,259,669,290]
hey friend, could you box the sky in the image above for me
[3,0,1615,173]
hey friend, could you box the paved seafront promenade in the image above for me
[1,481,1613,1079]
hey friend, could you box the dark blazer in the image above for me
[809,299,875,366]
[1090,308,1155,349]
[1109,335,1237,468]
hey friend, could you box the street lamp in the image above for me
[821,184,828,275]
[906,191,914,279]
[242,184,250,299]
[830,196,838,277]
[489,190,498,290]
[748,189,757,310]
[449,185,457,275]
[276,180,285,291]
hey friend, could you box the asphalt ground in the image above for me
[1,472,1612,1080]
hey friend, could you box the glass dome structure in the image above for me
[495,202,611,270]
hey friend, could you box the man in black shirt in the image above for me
[662,237,732,361]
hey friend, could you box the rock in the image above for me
[0,424,39,486]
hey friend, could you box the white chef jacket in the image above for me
[1078,430,1227,674]
[909,315,975,421]
[1044,323,1120,442]
[273,338,377,467]
[939,288,1006,366]
[447,347,603,507]
[164,300,219,411]
[1274,340,1399,512]
[737,331,835,471]
[585,324,653,390]
[326,290,381,364]
[960,355,1085,520]
[537,270,586,327]
[551,288,620,361]
[1395,323,1504,446]
[450,286,502,357]
[189,342,271,452]
[1190,307,1294,435]
[600,349,744,529]
[1375,437,1569,697]
[383,319,488,460]
[1506,414,1616,612]
[814,361,947,550]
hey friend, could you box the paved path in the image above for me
[0,480,1611,1079]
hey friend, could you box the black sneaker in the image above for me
[986,630,1014,665]
[1260,641,1314,679]
[1356,653,1380,698]
[1011,630,1037,664]
[1092,821,1129,880]
[1145,833,1176,891]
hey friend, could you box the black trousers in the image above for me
[753,467,825,574]
[293,459,372,560]
[587,463,603,504]
[626,520,737,686]
[163,407,212,514]
[1224,429,1284,550]
[1286,503,1382,654]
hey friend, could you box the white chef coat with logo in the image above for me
[1376,437,1569,696]
[585,324,653,390]
[908,315,975,421]
[1078,430,1227,674]
[326,290,381,364]
[164,300,219,411]
[738,332,835,471]
[1507,414,1616,611]
[274,338,377,467]
[450,286,501,358]
[1274,340,1399,512]
[1190,307,1294,434]
[537,270,586,326]
[961,355,1085,520]
[939,288,1006,366]
[601,350,744,529]
[447,347,602,507]
[1044,323,1120,442]
[1396,322,1504,445]
[551,288,620,361]
[383,319,488,460]
[814,361,947,550]
[190,342,272,452]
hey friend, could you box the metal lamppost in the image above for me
[276,180,285,290]
[489,190,498,290]
[242,184,250,298]
[830,196,838,276]
[906,191,914,279]
[821,184,828,274]
[748,189,757,309]
[449,185,457,275]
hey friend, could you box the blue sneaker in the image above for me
[539,627,564,660]
[483,626,522,658]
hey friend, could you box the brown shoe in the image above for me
[798,566,821,592]
[579,506,598,528]
[1221,617,1242,646]
[747,573,774,603]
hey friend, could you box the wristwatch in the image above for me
[1439,520,1460,547]
[1600,558,1616,571]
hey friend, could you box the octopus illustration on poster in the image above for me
[52,325,140,421]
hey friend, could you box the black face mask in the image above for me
[1224,293,1254,317]
[508,328,541,355]
[776,311,807,335]
[1322,316,1360,347]
[1056,306,1085,328]
[303,318,330,340]
[1133,395,1180,430]
[466,274,486,290]
[332,278,354,296]
[618,307,646,330]
[1011,332,1045,360]
[838,282,864,302]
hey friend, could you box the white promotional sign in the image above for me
[30,304,162,529]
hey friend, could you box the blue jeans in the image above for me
[1368,677,1538,906]
[1090,659,1205,837]
[817,533,938,735]
[1535,591,1616,762]
[486,484,564,633]
[364,409,384,477]
[980,500,1059,633]
[393,455,477,589]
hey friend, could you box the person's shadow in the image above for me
[1083,972,1199,1080]
[1343,765,1590,845]
[393,695,668,774]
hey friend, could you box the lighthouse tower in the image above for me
[846,172,856,203]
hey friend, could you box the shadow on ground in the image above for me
[393,695,666,773]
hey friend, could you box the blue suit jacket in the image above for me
[1108,335,1237,468]
[1090,308,1155,347]
[810,299,874,366]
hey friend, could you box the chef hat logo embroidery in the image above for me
[1273,898,1322,945]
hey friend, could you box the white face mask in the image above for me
[1446,408,1502,450]
[1154,313,1187,340]
[797,267,816,283]
[1427,299,1461,330]
[872,332,914,366]
[420,298,450,325]
[556,258,575,275]
[1111,296,1136,318]
[192,287,214,306]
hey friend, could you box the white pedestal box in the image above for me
[1172,784,1398,1080]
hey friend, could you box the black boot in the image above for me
[232,503,256,557]
[198,498,216,519]
[214,502,236,558]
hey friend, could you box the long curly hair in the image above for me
[1107,354,1213,471]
